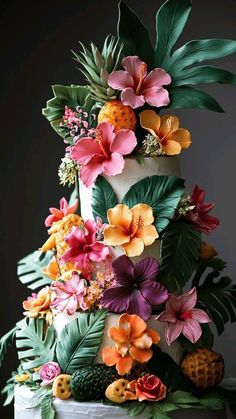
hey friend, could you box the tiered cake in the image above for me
[1,1,236,418]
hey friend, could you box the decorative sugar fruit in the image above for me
[98,100,137,132]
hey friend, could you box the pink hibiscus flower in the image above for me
[60,219,110,277]
[45,197,78,227]
[108,56,171,109]
[156,288,211,345]
[186,185,219,234]
[71,122,137,188]
[50,272,86,315]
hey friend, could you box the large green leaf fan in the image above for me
[118,0,236,112]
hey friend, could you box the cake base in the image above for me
[14,385,226,419]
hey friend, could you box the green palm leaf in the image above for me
[159,221,201,292]
[122,175,185,233]
[171,65,236,87]
[56,310,106,374]
[92,176,118,223]
[17,250,52,290]
[168,86,224,113]
[0,322,23,368]
[155,0,191,66]
[198,273,236,335]
[16,318,56,370]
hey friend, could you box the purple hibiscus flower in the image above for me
[102,255,168,320]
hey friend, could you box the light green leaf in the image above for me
[198,273,236,335]
[167,390,200,405]
[168,86,224,112]
[92,176,118,223]
[200,392,225,410]
[127,401,146,416]
[26,387,52,408]
[56,310,106,374]
[40,394,55,419]
[159,221,201,292]
[0,324,20,368]
[16,318,56,370]
[1,372,16,406]
[172,65,236,87]
[118,1,154,66]
[122,175,185,233]
[17,250,53,290]
[155,0,192,66]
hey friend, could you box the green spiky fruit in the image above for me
[73,36,123,104]
[71,364,119,401]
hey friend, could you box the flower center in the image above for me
[130,215,144,237]
[160,116,176,143]
[96,128,110,159]
[135,63,147,95]
[179,311,192,320]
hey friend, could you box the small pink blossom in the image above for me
[39,361,61,386]
[50,272,87,315]
[156,287,211,345]
[45,197,78,227]
[71,122,137,187]
[60,220,110,277]
[108,56,171,109]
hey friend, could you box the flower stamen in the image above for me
[135,63,147,95]
[96,128,110,159]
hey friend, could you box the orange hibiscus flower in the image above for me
[140,110,191,155]
[102,313,160,375]
[104,203,158,257]
[23,286,52,319]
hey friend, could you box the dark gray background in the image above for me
[0,0,235,417]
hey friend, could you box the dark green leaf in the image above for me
[198,272,236,335]
[118,1,154,66]
[17,250,52,290]
[167,390,199,405]
[0,324,21,368]
[155,0,192,66]
[207,258,227,272]
[178,324,214,353]
[216,387,236,417]
[199,392,225,410]
[127,401,146,416]
[122,175,185,233]
[168,86,224,112]
[42,85,95,139]
[172,65,236,87]
[159,221,201,292]
[40,393,55,419]
[166,39,236,75]
[56,310,106,374]
[16,318,56,370]
[92,176,118,223]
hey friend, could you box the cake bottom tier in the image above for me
[14,385,226,419]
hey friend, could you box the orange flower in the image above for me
[102,313,160,375]
[200,241,217,261]
[104,204,158,257]
[23,286,51,319]
[41,259,60,280]
[140,110,191,155]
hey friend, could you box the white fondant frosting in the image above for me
[14,385,226,419]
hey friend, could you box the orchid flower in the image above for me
[50,272,86,315]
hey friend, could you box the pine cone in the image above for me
[181,348,224,389]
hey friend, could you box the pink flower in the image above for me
[39,362,61,386]
[185,185,219,234]
[108,56,171,109]
[45,197,78,227]
[71,122,137,187]
[60,220,110,277]
[50,272,87,315]
[156,288,211,345]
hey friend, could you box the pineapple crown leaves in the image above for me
[72,35,123,103]
[118,0,236,112]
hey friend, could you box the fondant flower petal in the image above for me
[102,286,132,312]
[107,204,132,229]
[140,279,168,306]
[116,355,133,375]
[112,255,135,285]
[191,308,211,323]
[109,326,129,343]
[146,328,161,345]
[71,138,102,164]
[134,257,159,283]
[119,313,146,339]
[167,128,191,150]
[179,287,197,312]
[142,68,172,88]
[102,346,121,366]
[165,320,183,345]
[108,70,134,90]
[79,155,104,187]
[121,87,145,108]
[182,319,202,344]
[127,289,152,320]
[135,225,159,246]
[132,332,153,349]
[131,204,155,226]
[102,152,125,176]
[129,346,153,362]
[122,56,145,81]
[110,129,137,155]
[144,87,170,107]
[161,139,182,155]
[139,110,161,137]
[122,237,144,257]
[159,115,180,138]
[104,226,130,246]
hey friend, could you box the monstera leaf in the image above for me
[0,323,23,368]
[92,176,118,223]
[118,0,154,66]
[159,221,201,292]
[122,175,185,233]
[154,0,236,111]
[16,318,56,370]
[17,250,52,290]
[42,85,95,138]
[198,272,236,335]
[56,310,106,374]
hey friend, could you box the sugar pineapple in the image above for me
[181,348,224,389]
[98,100,137,132]
[73,35,123,104]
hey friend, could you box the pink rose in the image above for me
[39,361,61,386]
[136,374,167,402]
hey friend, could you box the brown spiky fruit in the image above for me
[181,348,224,389]
[98,100,137,132]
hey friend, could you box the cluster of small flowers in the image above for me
[61,106,96,143]
[177,192,195,216]
[58,155,79,187]
[141,134,163,157]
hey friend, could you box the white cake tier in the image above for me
[79,156,181,262]
[53,312,183,365]
[14,385,226,419]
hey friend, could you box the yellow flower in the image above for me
[104,203,158,257]
[15,374,31,383]
[140,110,191,155]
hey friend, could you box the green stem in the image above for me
[75,173,81,217]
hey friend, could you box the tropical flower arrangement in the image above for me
[1,0,236,418]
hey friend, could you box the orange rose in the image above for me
[23,286,51,319]
[125,374,167,402]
